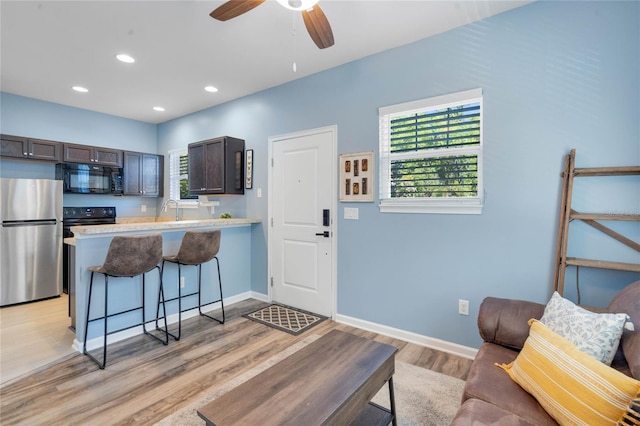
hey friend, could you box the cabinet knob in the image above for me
[23,152,28,156]
[28,152,33,156]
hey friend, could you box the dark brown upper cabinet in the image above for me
[1,134,62,162]
[188,136,244,195]
[123,151,164,197]
[63,143,123,167]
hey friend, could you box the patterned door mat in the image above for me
[243,304,327,335]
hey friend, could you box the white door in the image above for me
[269,126,336,317]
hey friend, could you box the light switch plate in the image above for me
[344,207,359,220]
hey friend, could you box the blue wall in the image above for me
[2,1,639,348]
[0,93,160,217]
[158,0,640,348]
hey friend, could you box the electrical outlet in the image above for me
[141,204,147,213]
[180,276,185,288]
[458,299,469,316]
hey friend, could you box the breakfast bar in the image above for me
[65,218,261,352]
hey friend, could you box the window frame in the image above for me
[378,88,484,214]
[168,148,198,206]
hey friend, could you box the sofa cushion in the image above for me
[499,320,640,426]
[608,280,640,379]
[451,399,543,426]
[541,291,627,365]
[463,342,557,425]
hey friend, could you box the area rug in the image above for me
[243,304,327,335]
[155,334,465,426]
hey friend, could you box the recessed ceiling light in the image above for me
[72,86,89,93]
[153,106,165,112]
[116,54,135,63]
[204,86,218,93]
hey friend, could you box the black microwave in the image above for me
[56,163,123,194]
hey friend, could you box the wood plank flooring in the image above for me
[0,294,76,384]
[0,299,472,425]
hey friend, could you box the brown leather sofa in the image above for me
[451,281,640,425]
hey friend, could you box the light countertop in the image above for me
[67,218,261,241]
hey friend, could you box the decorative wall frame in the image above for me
[339,151,374,202]
[245,149,253,189]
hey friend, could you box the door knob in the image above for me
[315,231,330,238]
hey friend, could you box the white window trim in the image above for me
[378,88,484,214]
[168,148,198,207]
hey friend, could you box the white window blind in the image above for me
[168,148,196,201]
[379,88,483,214]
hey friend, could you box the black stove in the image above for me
[62,207,116,317]
[63,206,116,238]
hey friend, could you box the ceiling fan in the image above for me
[210,0,335,49]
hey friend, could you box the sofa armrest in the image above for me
[478,297,546,351]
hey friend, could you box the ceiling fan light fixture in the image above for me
[115,53,135,64]
[276,0,319,11]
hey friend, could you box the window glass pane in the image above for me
[178,154,195,199]
[390,102,480,153]
[391,155,478,198]
[169,149,197,201]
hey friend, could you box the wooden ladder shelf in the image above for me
[553,149,640,296]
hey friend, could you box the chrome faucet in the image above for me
[161,199,180,221]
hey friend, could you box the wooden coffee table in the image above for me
[197,329,398,425]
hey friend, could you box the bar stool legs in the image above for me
[82,234,168,369]
[198,257,225,325]
[159,230,225,341]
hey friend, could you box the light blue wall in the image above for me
[1,1,638,349]
[0,92,160,217]
[158,0,640,348]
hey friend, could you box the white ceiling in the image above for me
[1,0,531,124]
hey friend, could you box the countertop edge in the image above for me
[70,218,261,238]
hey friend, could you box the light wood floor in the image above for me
[0,294,76,384]
[0,299,472,425]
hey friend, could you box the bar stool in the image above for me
[160,229,225,340]
[83,234,169,369]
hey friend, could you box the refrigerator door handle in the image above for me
[2,220,58,227]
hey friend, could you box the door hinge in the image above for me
[270,277,274,287]
[271,158,274,167]
[271,217,274,227]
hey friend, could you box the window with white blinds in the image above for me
[168,148,196,201]
[379,88,483,214]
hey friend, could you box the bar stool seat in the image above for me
[83,234,168,369]
[160,229,225,340]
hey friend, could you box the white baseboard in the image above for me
[335,313,477,360]
[76,292,477,361]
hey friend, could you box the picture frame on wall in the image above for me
[245,149,253,189]
[339,151,374,202]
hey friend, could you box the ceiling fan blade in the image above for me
[302,5,334,49]
[210,0,266,21]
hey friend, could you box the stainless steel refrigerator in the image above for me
[0,178,63,306]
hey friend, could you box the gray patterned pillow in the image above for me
[540,292,626,365]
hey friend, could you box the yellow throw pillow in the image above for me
[498,319,640,426]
